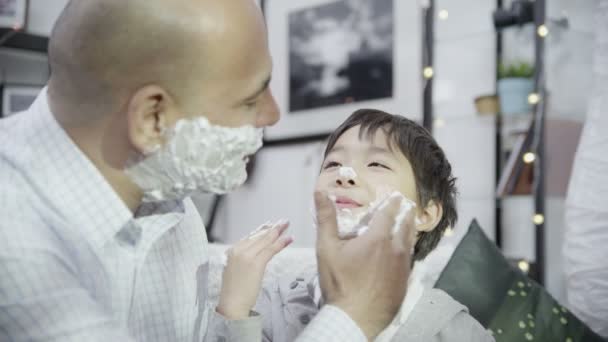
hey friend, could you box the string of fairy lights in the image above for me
[425,4,550,278]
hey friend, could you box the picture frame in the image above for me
[263,0,422,142]
[1,84,41,117]
[0,0,28,30]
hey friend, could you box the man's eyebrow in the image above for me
[242,76,271,102]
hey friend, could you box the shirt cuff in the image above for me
[207,309,263,341]
[295,305,367,342]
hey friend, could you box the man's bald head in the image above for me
[48,0,265,119]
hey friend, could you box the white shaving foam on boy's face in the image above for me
[338,166,357,180]
[326,188,419,239]
[125,116,263,202]
[335,208,368,237]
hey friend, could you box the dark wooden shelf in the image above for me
[0,28,49,53]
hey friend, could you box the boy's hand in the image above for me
[314,190,416,340]
[217,221,293,320]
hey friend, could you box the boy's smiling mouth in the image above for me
[334,196,363,209]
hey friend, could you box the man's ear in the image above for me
[126,85,178,155]
[416,199,443,232]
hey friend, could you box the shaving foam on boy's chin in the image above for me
[328,189,420,238]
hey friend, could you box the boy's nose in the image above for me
[335,175,357,187]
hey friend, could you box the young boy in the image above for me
[254,109,494,341]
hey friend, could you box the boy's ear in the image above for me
[416,200,443,232]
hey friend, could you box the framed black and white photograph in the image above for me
[0,0,28,29]
[1,85,40,117]
[264,0,421,141]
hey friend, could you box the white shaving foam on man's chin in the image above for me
[125,116,263,202]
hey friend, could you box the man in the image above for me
[0,0,413,341]
[563,0,608,337]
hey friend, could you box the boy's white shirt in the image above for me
[311,261,427,342]
[375,267,425,342]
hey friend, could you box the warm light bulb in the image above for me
[537,25,549,37]
[438,9,449,20]
[523,152,536,164]
[518,260,530,273]
[528,93,540,105]
[423,67,434,79]
[533,214,545,225]
[434,118,446,128]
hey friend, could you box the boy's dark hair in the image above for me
[324,109,458,261]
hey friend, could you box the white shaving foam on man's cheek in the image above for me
[125,116,263,202]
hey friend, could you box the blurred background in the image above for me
[0,0,595,307]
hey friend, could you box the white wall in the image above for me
[0,48,48,85]
[26,0,69,36]
[0,0,68,85]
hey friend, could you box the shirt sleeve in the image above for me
[563,15,608,337]
[434,311,495,342]
[254,281,277,342]
[294,305,367,342]
[0,248,136,342]
[203,309,263,342]
[565,172,608,338]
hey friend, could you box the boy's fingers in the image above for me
[258,236,294,266]
[314,191,340,244]
[250,222,289,255]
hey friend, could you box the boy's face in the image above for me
[317,125,418,216]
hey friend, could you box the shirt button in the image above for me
[290,281,299,289]
[299,314,311,325]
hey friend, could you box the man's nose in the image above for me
[255,89,280,128]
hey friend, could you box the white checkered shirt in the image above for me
[0,89,366,342]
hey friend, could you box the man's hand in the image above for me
[217,221,293,320]
[314,191,416,340]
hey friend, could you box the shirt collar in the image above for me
[394,261,426,325]
[30,88,134,251]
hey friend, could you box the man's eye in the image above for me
[323,161,341,169]
[245,101,257,109]
[368,162,391,170]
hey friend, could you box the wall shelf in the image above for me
[0,29,49,53]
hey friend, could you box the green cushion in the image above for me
[435,220,606,342]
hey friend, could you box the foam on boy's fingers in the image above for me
[246,218,288,240]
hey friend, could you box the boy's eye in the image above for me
[368,162,391,170]
[323,161,341,169]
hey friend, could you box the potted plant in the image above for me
[497,61,535,116]
[474,94,500,115]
